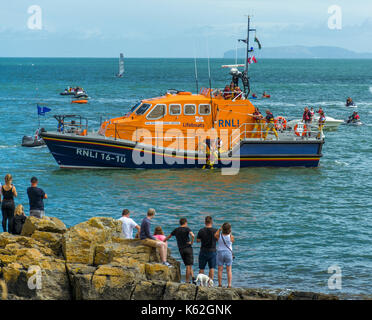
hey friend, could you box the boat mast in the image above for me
[243,16,256,98]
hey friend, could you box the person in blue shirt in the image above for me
[140,208,171,267]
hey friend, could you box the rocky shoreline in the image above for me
[0,216,338,300]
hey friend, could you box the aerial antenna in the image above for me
[235,42,238,64]
[193,47,199,94]
[206,38,215,128]
[238,15,256,98]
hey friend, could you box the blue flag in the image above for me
[37,104,51,116]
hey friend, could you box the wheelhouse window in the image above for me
[146,104,166,120]
[129,102,142,113]
[199,104,211,115]
[184,104,196,115]
[169,104,181,115]
[135,103,151,115]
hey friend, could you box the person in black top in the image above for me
[13,204,26,235]
[197,216,218,280]
[1,174,17,233]
[165,218,195,283]
[302,107,312,137]
[27,177,47,218]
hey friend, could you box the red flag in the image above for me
[248,56,257,64]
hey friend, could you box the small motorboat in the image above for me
[345,118,363,126]
[60,87,77,96]
[345,120,363,126]
[21,129,46,147]
[60,91,75,96]
[346,104,358,108]
[287,115,344,131]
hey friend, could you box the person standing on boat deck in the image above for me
[223,85,231,99]
[1,174,17,233]
[214,222,234,288]
[263,110,278,140]
[248,107,264,138]
[317,111,326,139]
[140,209,172,267]
[118,209,140,239]
[234,86,242,99]
[302,107,312,137]
[310,107,315,121]
[197,216,217,281]
[164,218,195,284]
[27,177,47,218]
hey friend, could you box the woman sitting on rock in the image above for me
[13,204,26,235]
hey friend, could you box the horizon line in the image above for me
[1,56,372,60]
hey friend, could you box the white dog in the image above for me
[195,273,214,287]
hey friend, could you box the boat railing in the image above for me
[54,115,88,136]
[229,122,324,150]
[200,87,245,100]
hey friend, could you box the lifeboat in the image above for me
[40,17,325,170]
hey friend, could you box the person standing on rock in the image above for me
[27,177,47,218]
[164,218,195,284]
[215,222,234,288]
[140,208,172,267]
[118,209,140,239]
[197,216,217,281]
[1,174,17,233]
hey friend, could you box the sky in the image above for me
[0,0,371,57]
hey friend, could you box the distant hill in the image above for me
[224,46,372,59]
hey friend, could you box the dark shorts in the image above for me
[179,246,193,266]
[199,250,216,270]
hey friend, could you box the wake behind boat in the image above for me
[41,17,324,170]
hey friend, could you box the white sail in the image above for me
[118,53,124,76]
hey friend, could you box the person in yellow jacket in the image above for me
[263,110,278,140]
[317,111,326,139]
[248,108,264,138]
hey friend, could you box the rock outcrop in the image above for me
[0,216,338,300]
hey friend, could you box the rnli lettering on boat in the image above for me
[76,148,126,163]
[218,119,240,127]
[76,148,98,159]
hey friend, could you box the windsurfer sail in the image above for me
[117,53,125,77]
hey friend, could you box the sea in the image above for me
[0,58,371,298]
